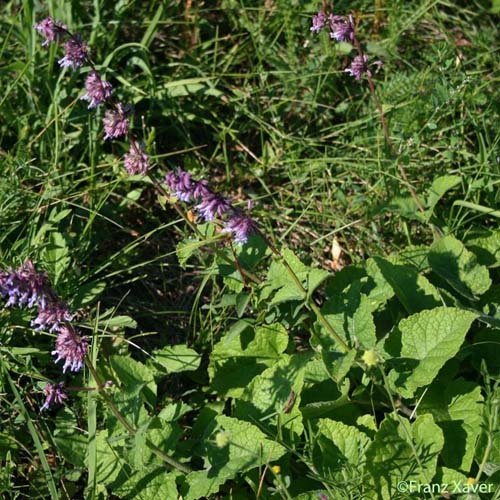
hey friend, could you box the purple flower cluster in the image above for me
[165,168,258,245]
[103,103,130,140]
[82,70,113,108]
[0,261,89,409]
[35,17,67,47]
[40,382,68,412]
[310,10,382,81]
[309,11,354,41]
[35,16,139,175]
[124,142,150,175]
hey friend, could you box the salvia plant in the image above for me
[1,2,499,500]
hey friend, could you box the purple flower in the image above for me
[35,17,67,47]
[52,326,89,373]
[0,260,49,309]
[165,168,210,202]
[345,54,369,80]
[311,11,327,33]
[123,142,150,175]
[31,301,73,332]
[222,214,258,244]
[40,382,68,411]
[58,35,89,69]
[82,70,113,108]
[195,193,232,221]
[329,14,355,42]
[103,103,130,140]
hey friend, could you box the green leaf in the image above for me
[306,268,331,298]
[41,231,71,285]
[389,307,477,397]
[113,468,178,500]
[72,280,106,309]
[316,282,376,349]
[54,432,87,468]
[110,355,157,408]
[352,295,377,348]
[429,235,492,299]
[131,418,180,469]
[420,379,483,473]
[234,353,310,436]
[90,430,129,487]
[425,175,461,219]
[372,257,441,314]
[209,323,288,397]
[262,249,322,305]
[153,345,201,373]
[99,314,137,330]
[313,419,371,479]
[467,229,500,268]
[366,414,444,498]
[176,237,204,268]
[182,416,286,500]
[158,402,193,422]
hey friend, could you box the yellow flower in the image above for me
[271,465,281,474]
[362,350,378,367]
[466,477,476,485]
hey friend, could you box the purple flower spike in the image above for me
[311,11,327,33]
[0,260,49,309]
[165,169,195,202]
[82,70,113,109]
[222,214,259,245]
[329,14,355,42]
[196,193,232,221]
[165,168,211,202]
[40,382,68,412]
[103,103,130,140]
[124,142,150,175]
[52,326,89,373]
[31,301,73,333]
[58,35,89,69]
[345,54,369,80]
[35,17,67,47]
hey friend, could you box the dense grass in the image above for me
[1,0,499,498]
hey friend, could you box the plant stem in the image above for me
[85,359,192,474]
[265,238,350,353]
[351,33,426,215]
[475,393,499,483]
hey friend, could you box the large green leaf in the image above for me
[467,229,500,268]
[181,416,287,500]
[429,235,491,299]
[261,249,330,306]
[110,355,157,408]
[234,353,310,435]
[372,257,441,314]
[209,323,288,397]
[366,414,444,498]
[153,345,201,373]
[112,468,179,500]
[313,419,371,479]
[41,231,71,285]
[424,175,461,220]
[420,379,483,473]
[388,307,477,397]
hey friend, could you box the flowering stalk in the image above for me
[35,17,145,175]
[163,168,349,352]
[311,10,426,215]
